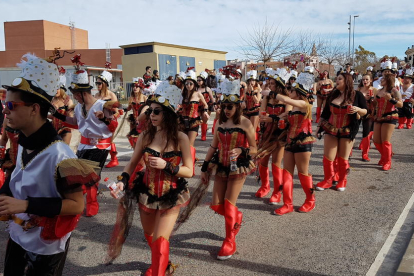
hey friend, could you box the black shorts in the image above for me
[285,143,312,153]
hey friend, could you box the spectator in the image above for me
[258,71,266,82]
[143,66,152,84]
[152,69,160,82]
[337,68,343,76]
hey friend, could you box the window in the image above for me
[124,45,153,55]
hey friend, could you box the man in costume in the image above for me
[53,56,119,217]
[0,53,99,275]
[398,67,414,129]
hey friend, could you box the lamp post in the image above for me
[352,15,359,66]
[348,15,351,63]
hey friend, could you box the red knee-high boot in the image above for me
[298,173,315,213]
[397,117,406,129]
[274,170,294,216]
[255,164,270,198]
[361,136,371,162]
[190,146,196,176]
[374,142,384,166]
[316,107,322,123]
[382,141,392,171]
[217,199,241,260]
[151,237,170,276]
[316,156,334,191]
[144,234,153,276]
[210,204,225,216]
[269,164,283,204]
[85,183,99,217]
[335,157,349,192]
[407,118,413,129]
[212,119,218,134]
[201,123,208,141]
[106,143,119,168]
[333,156,339,184]
[368,131,374,148]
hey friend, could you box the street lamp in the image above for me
[348,16,351,63]
[352,15,359,66]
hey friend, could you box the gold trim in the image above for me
[20,140,63,170]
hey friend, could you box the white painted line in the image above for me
[366,192,414,275]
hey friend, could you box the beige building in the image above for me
[120,42,227,83]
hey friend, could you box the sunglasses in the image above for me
[147,108,163,115]
[197,79,203,82]
[185,82,194,86]
[95,82,103,85]
[221,104,234,110]
[5,101,33,110]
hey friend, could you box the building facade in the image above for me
[120,42,227,83]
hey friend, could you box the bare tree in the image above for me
[237,18,293,66]
[319,39,346,66]
[291,30,324,63]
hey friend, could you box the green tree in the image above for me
[354,45,378,73]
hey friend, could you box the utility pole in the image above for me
[352,15,359,66]
[348,15,351,63]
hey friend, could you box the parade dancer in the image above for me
[95,69,120,168]
[127,77,148,148]
[316,73,367,192]
[53,56,118,217]
[357,74,377,161]
[255,68,292,203]
[0,53,99,275]
[243,69,262,141]
[273,69,316,215]
[197,71,215,141]
[397,67,413,129]
[372,73,403,171]
[315,70,334,123]
[109,81,193,275]
[50,72,74,145]
[201,78,256,260]
[178,69,209,175]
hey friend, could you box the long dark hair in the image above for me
[329,73,355,105]
[219,103,242,125]
[267,79,287,101]
[143,104,179,152]
[383,73,395,91]
[182,80,198,103]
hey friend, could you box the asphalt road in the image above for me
[1,111,413,276]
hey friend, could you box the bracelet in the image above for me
[117,172,130,190]
[201,160,210,172]
[238,147,250,158]
[389,99,397,105]
[53,111,66,122]
[210,144,218,150]
[163,161,180,176]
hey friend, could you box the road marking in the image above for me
[366,191,414,275]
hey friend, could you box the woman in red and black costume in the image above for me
[127,77,148,149]
[273,70,316,216]
[243,70,262,140]
[201,78,256,260]
[255,68,292,204]
[197,71,216,141]
[95,70,121,168]
[108,81,193,276]
[178,69,209,174]
[0,123,19,180]
[372,73,403,171]
[50,81,74,145]
[357,74,377,162]
[315,70,334,123]
[316,73,367,192]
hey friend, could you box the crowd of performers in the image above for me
[0,51,413,276]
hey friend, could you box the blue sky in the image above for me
[0,0,413,62]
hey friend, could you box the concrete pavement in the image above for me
[1,111,414,276]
